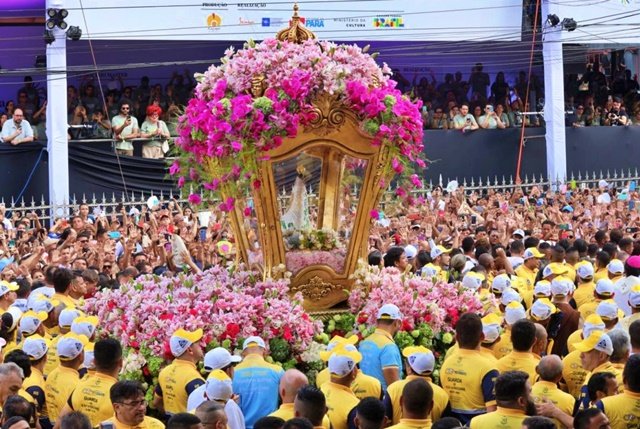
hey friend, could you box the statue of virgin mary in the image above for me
[281,165,311,230]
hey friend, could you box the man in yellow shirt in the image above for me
[0,281,19,313]
[574,330,621,409]
[384,346,449,425]
[44,307,83,378]
[269,369,311,420]
[574,261,596,309]
[469,370,535,429]
[562,348,590,400]
[621,284,640,332]
[294,385,329,429]
[44,333,88,424]
[607,259,624,283]
[567,314,606,354]
[480,313,502,362]
[497,319,540,383]
[21,335,49,422]
[439,313,498,425]
[596,299,624,330]
[51,269,77,309]
[153,328,205,417]
[101,380,165,429]
[494,302,527,359]
[316,336,381,400]
[320,346,361,429]
[57,338,123,427]
[579,279,615,321]
[595,354,640,429]
[387,379,433,429]
[531,355,575,429]
[515,248,544,291]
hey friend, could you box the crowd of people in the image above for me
[0,178,639,428]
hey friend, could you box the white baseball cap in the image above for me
[58,308,83,329]
[629,284,640,308]
[0,281,18,298]
[461,272,484,291]
[204,347,242,371]
[19,311,47,336]
[504,302,527,326]
[29,297,56,314]
[607,259,624,275]
[481,314,502,344]
[491,274,512,294]
[11,299,28,313]
[328,347,362,378]
[430,245,451,260]
[550,277,573,297]
[404,245,418,259]
[22,335,49,360]
[205,370,233,402]
[320,343,358,362]
[402,346,435,374]
[501,288,521,306]
[84,343,95,370]
[71,316,99,338]
[377,304,402,321]
[4,307,23,332]
[170,328,204,357]
[595,279,615,297]
[242,336,266,350]
[530,298,557,321]
[523,247,544,260]
[583,314,606,338]
[57,333,89,361]
[574,330,613,355]
[596,299,623,321]
[534,280,552,298]
[513,229,526,239]
[576,262,595,279]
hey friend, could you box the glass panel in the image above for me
[272,150,368,275]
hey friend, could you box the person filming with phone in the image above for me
[479,104,506,129]
[452,103,479,132]
[1,108,34,146]
[111,99,139,157]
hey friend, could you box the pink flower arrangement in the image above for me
[285,249,346,275]
[173,38,424,209]
[348,264,484,334]
[83,266,323,361]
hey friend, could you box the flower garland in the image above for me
[172,38,425,210]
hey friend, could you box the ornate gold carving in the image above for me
[291,276,343,301]
[304,93,355,136]
[276,3,316,44]
[250,74,266,98]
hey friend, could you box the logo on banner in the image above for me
[261,17,286,27]
[237,2,267,7]
[373,16,405,28]
[239,17,256,25]
[207,13,222,29]
[306,18,325,28]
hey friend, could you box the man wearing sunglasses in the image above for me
[111,99,139,157]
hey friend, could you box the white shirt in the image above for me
[1,118,33,142]
[187,386,245,429]
[614,275,638,317]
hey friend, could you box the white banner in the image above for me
[555,0,640,44]
[66,0,523,42]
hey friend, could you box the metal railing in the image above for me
[2,168,638,223]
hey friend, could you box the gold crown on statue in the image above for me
[276,3,317,44]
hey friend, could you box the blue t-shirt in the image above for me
[232,354,284,429]
[358,329,402,390]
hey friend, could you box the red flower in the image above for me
[162,341,173,360]
[142,365,151,377]
[130,340,140,350]
[402,319,413,331]
[283,326,293,341]
[225,323,240,339]
[357,313,368,324]
[159,313,174,321]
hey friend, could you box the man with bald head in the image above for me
[532,323,549,357]
[1,108,34,145]
[270,369,309,420]
[195,401,228,429]
[531,355,576,429]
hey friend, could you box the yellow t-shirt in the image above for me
[439,348,498,419]
[574,282,595,309]
[594,268,608,283]
[52,293,77,309]
[580,361,623,408]
[157,360,205,415]
[566,329,583,354]
[531,380,575,429]
[101,415,165,429]
[44,336,61,378]
[385,375,449,425]
[320,382,359,429]
[69,372,118,426]
[318,369,383,400]
[388,418,432,429]
[620,312,640,332]
[468,407,527,429]
[515,265,537,290]
[578,299,602,321]
[23,366,47,416]
[562,350,589,399]
[496,351,540,384]
[269,402,332,428]
[45,366,80,423]
[597,390,640,429]
[479,347,499,365]
[492,329,513,360]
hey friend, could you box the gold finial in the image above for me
[276,2,316,44]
